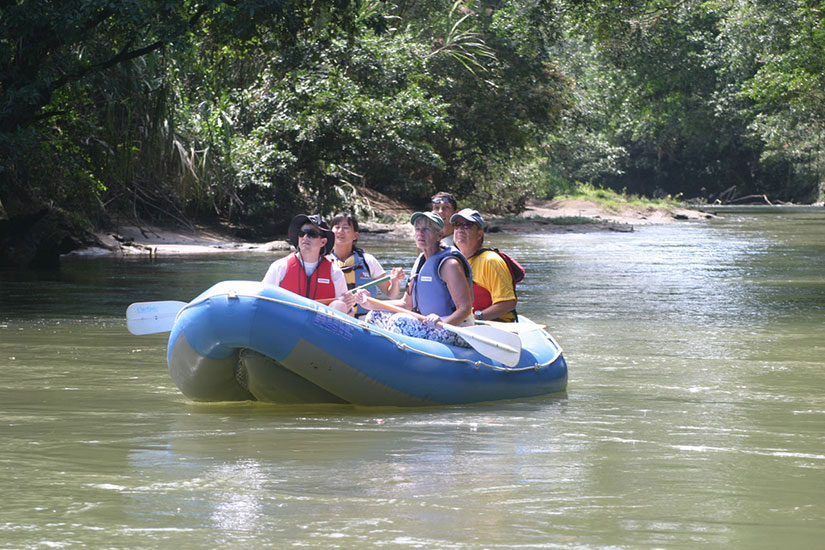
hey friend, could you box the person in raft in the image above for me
[329,212,406,318]
[354,211,473,347]
[431,191,458,247]
[262,214,357,314]
[451,208,518,323]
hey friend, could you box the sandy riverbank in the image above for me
[79,199,712,257]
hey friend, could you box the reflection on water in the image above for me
[1,212,824,548]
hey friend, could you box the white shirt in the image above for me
[262,253,348,297]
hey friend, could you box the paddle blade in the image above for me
[126,300,187,335]
[443,324,523,367]
[476,319,545,333]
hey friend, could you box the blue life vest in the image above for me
[333,247,375,315]
[411,247,472,317]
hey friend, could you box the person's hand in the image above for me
[354,289,370,307]
[423,313,441,326]
[390,266,405,282]
[341,292,357,310]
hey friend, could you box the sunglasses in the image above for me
[432,198,453,205]
[299,228,322,239]
[454,222,478,230]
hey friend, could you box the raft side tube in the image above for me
[168,332,253,402]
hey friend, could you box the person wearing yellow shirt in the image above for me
[451,208,517,322]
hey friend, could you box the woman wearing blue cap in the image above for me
[355,211,473,347]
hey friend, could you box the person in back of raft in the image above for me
[329,212,405,318]
[451,208,517,323]
[262,214,356,314]
[431,191,458,247]
[354,211,473,347]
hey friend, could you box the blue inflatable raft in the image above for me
[167,281,567,406]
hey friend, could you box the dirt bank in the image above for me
[77,199,712,257]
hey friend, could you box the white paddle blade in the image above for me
[476,319,546,333]
[126,300,187,335]
[443,324,523,367]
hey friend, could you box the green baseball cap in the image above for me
[410,211,445,229]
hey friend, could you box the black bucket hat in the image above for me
[287,214,334,255]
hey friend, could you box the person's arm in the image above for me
[475,256,517,320]
[330,263,349,297]
[365,254,404,300]
[378,266,405,299]
[477,299,517,321]
[328,263,358,314]
[262,257,287,286]
[355,288,412,312]
[438,257,472,325]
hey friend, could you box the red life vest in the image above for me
[472,282,494,311]
[279,254,337,300]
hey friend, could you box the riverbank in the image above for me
[80,199,712,257]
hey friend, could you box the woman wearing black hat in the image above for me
[262,214,356,314]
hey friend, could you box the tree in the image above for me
[551,0,822,202]
[393,0,573,210]
[730,0,825,201]
[0,0,358,266]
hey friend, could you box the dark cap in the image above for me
[450,208,484,226]
[287,214,334,254]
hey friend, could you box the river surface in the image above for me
[1,212,823,549]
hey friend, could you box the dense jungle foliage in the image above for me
[1,0,823,265]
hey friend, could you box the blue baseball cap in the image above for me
[450,208,484,226]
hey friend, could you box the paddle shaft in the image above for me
[127,275,391,335]
[475,319,545,332]
[363,295,433,320]
[317,275,390,304]
[362,295,521,356]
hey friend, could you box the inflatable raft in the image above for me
[166,280,567,406]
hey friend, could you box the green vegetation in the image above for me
[544,216,599,226]
[2,0,824,266]
[556,183,682,212]
[487,213,599,227]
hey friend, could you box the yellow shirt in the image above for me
[467,250,517,322]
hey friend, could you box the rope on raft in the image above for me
[175,291,562,372]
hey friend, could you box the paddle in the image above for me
[362,296,522,366]
[317,275,390,304]
[126,300,187,336]
[126,276,393,335]
[475,319,546,333]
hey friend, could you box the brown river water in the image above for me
[1,211,823,549]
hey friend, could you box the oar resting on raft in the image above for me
[475,318,546,333]
[125,275,391,336]
[361,295,522,367]
[316,275,390,305]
